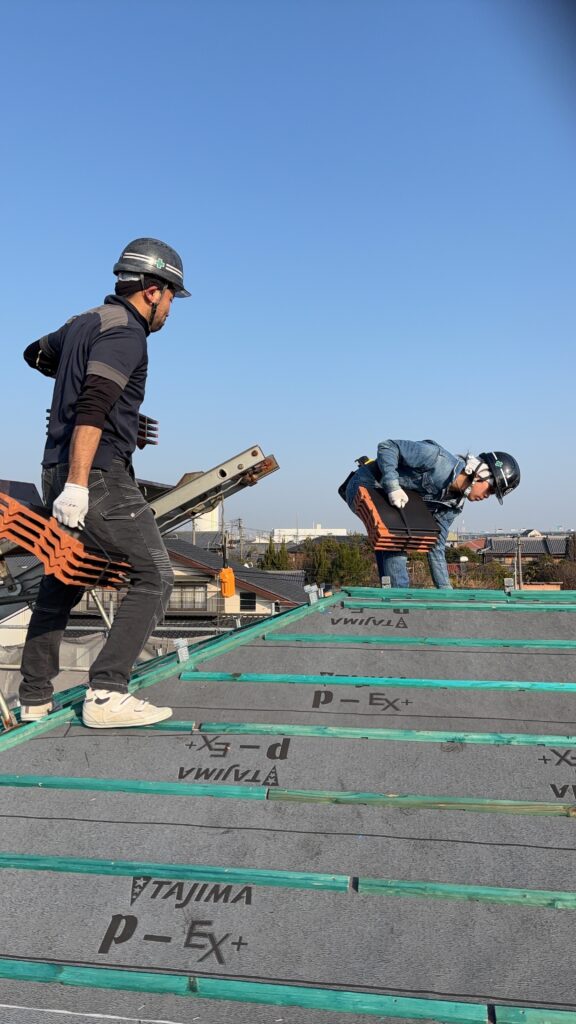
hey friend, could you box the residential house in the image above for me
[481,535,569,566]
[69,538,307,627]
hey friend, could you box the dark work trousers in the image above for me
[19,459,174,705]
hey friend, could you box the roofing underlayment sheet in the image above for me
[1,586,576,1023]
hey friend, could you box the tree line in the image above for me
[257,535,576,589]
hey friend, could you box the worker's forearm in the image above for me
[376,440,401,490]
[67,425,102,486]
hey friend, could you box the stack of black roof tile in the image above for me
[354,485,441,552]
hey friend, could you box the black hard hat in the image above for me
[113,237,190,297]
[477,451,521,504]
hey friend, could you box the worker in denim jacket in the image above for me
[345,440,520,588]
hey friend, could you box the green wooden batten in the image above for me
[496,1009,576,1024]
[0,773,574,816]
[2,850,576,909]
[147,718,576,748]
[343,586,576,603]
[0,956,499,1019]
[0,956,572,1021]
[340,599,576,613]
[180,670,576,693]
[0,773,265,800]
[266,634,576,649]
[0,851,347,892]
[267,789,576,816]
[345,586,510,597]
[0,707,79,753]
[357,877,576,909]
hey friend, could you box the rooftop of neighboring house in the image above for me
[450,538,486,553]
[165,537,307,607]
[483,535,568,556]
[0,479,42,505]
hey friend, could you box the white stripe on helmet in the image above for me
[122,251,184,280]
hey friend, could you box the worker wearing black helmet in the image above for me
[18,238,190,728]
[344,439,520,588]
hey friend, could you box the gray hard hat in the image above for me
[113,237,191,297]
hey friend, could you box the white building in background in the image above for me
[271,524,348,544]
[192,507,221,532]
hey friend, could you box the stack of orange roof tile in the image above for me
[354,485,440,553]
[0,492,129,588]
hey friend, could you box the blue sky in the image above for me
[1,0,574,537]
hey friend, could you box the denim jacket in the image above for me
[346,439,465,588]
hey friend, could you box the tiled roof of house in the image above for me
[484,536,568,557]
[456,538,486,552]
[165,538,307,606]
[0,479,42,505]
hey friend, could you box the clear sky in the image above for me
[1,0,574,537]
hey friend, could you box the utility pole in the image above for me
[238,518,244,561]
[515,534,523,590]
[219,498,226,554]
[218,516,228,631]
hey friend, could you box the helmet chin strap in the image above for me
[460,454,492,498]
[463,471,494,499]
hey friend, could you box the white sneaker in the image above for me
[20,702,53,722]
[82,688,172,728]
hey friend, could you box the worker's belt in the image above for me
[353,485,440,552]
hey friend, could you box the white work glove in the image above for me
[53,483,90,529]
[388,487,409,509]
